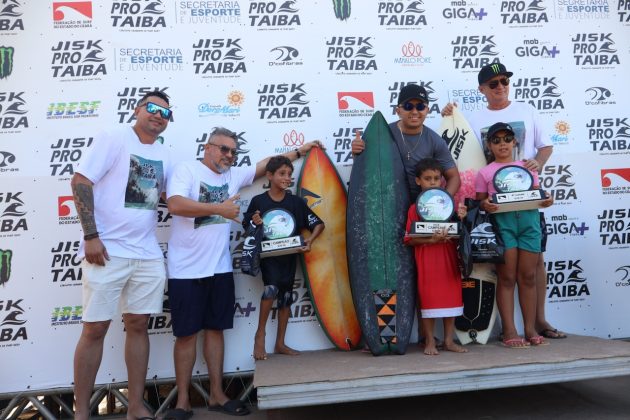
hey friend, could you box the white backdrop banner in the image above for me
[0,0,629,394]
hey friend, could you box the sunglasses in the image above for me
[399,102,427,112]
[208,142,238,157]
[142,102,172,119]
[489,134,515,145]
[487,78,510,89]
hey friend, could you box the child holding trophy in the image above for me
[404,158,468,355]
[243,156,325,361]
[474,122,553,349]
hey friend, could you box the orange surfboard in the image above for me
[297,147,362,351]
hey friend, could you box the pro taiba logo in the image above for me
[600,168,630,195]
[377,1,427,27]
[110,0,166,30]
[0,191,28,236]
[0,91,28,132]
[597,208,630,248]
[540,165,577,203]
[572,33,620,68]
[50,137,94,177]
[546,260,590,302]
[513,77,564,113]
[587,117,630,155]
[51,241,82,285]
[451,35,498,70]
[500,0,548,26]
[257,83,311,121]
[1,298,28,345]
[249,1,300,29]
[0,0,24,32]
[50,40,106,80]
[192,38,246,77]
[326,36,377,74]
[332,127,361,164]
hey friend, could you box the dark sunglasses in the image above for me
[209,142,238,157]
[143,102,172,119]
[487,78,510,89]
[399,102,427,112]
[489,134,515,145]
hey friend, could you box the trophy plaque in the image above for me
[260,208,304,258]
[491,165,546,213]
[408,188,460,237]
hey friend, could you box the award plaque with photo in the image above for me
[491,165,546,213]
[408,187,460,237]
[259,208,304,258]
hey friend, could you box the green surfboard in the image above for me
[347,111,416,356]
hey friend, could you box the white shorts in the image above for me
[81,256,166,322]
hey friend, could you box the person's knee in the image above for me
[262,285,279,300]
[81,320,110,341]
[123,313,149,334]
[519,271,537,288]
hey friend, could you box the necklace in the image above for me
[397,122,422,161]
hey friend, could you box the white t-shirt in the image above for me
[166,161,255,279]
[466,101,551,161]
[77,126,170,259]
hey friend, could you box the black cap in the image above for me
[478,62,514,85]
[487,122,515,140]
[398,84,429,105]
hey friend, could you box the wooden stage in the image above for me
[254,335,630,410]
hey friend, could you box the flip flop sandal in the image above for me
[208,399,250,416]
[502,337,530,349]
[163,408,193,420]
[527,335,550,346]
[539,328,567,339]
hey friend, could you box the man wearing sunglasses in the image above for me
[352,83,460,201]
[165,127,321,417]
[71,90,172,420]
[443,62,565,341]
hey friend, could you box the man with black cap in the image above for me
[443,61,565,340]
[352,83,460,201]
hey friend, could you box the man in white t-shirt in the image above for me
[443,62,566,340]
[165,127,320,417]
[71,90,173,420]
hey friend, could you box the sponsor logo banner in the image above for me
[377,1,428,28]
[47,101,100,120]
[540,165,577,204]
[177,1,242,25]
[546,259,590,303]
[600,168,630,195]
[332,127,361,164]
[597,208,630,249]
[587,117,630,155]
[326,36,377,75]
[584,86,615,105]
[451,35,498,72]
[1,298,28,346]
[257,83,311,123]
[571,33,620,69]
[111,0,166,31]
[50,241,82,286]
[53,1,92,29]
[249,1,301,30]
[49,137,93,177]
[0,91,28,133]
[0,0,24,32]
[500,0,549,26]
[554,0,610,20]
[513,77,564,114]
[116,47,183,72]
[192,38,246,78]
[198,90,244,118]
[0,191,28,237]
[51,40,106,80]
[337,92,374,118]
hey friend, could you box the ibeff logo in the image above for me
[0,46,14,79]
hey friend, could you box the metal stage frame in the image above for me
[0,372,254,420]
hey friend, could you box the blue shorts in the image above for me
[168,272,235,337]
[494,209,541,253]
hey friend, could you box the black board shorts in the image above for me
[168,272,235,337]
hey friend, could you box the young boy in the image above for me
[243,155,325,360]
[404,158,468,355]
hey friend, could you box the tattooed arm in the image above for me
[71,173,109,266]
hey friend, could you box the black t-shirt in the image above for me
[243,191,323,284]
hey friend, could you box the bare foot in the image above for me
[254,332,267,360]
[443,341,468,353]
[423,341,439,356]
[275,344,300,356]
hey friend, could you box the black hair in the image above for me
[266,155,293,174]
[138,90,170,106]
[414,158,443,177]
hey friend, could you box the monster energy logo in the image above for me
[0,249,12,286]
[491,63,500,74]
[0,46,14,80]
[332,0,351,20]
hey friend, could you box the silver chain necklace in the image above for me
[397,122,422,161]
